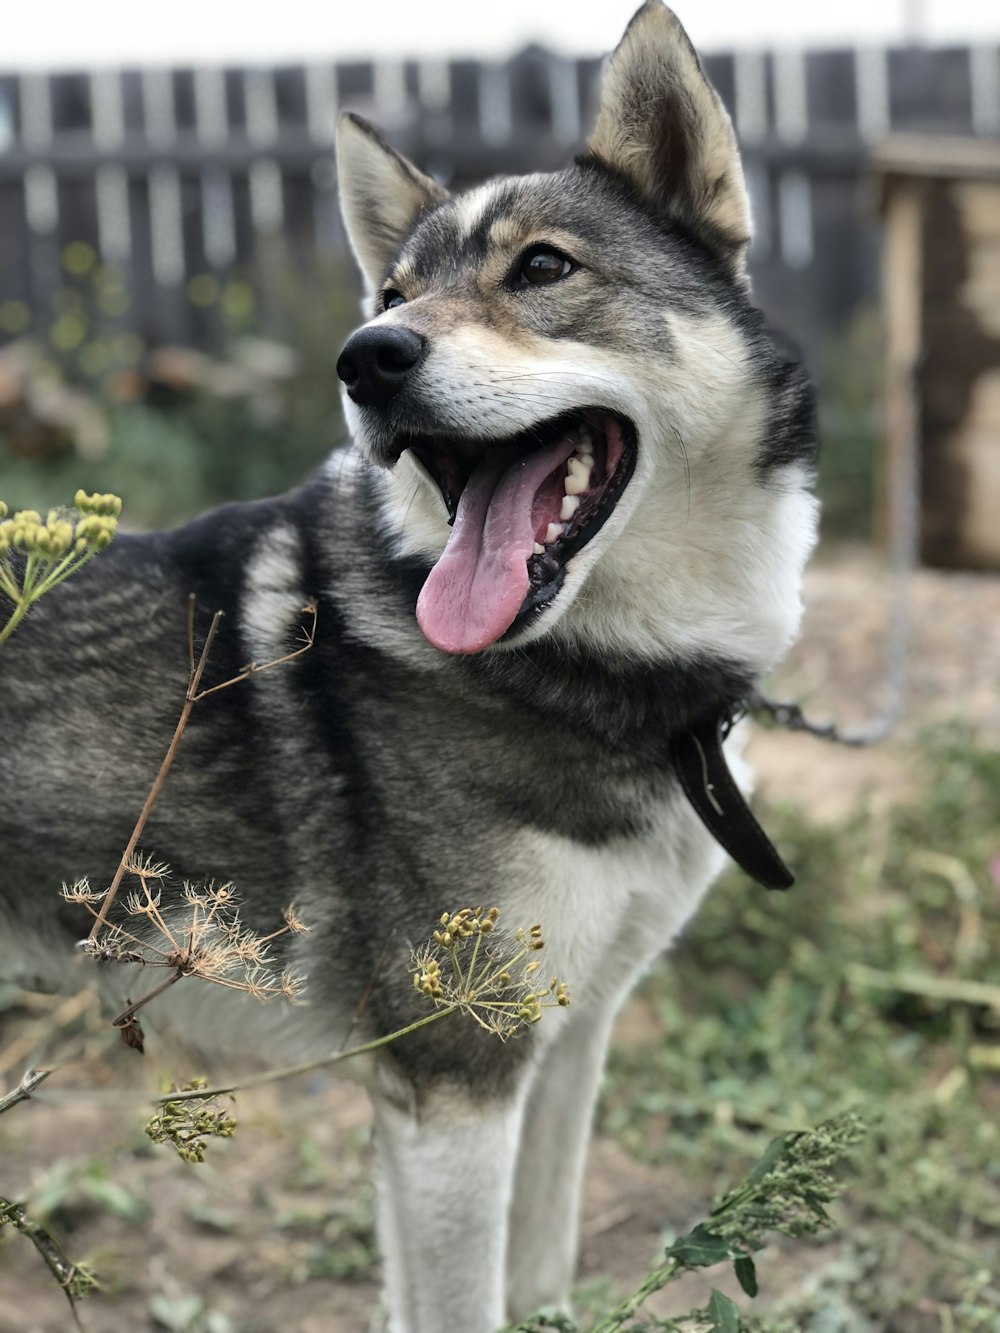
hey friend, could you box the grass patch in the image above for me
[599,728,1000,1327]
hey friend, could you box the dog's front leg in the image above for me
[504,1002,618,1320]
[372,1082,528,1333]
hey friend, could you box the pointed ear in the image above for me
[336,112,449,292]
[585,1,750,271]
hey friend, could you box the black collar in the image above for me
[669,707,794,891]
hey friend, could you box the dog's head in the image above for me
[335,2,817,668]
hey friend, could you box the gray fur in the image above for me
[0,6,818,1330]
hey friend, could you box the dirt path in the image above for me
[749,545,1000,820]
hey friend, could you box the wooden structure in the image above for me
[0,43,998,349]
[878,135,1000,569]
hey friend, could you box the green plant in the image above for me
[510,1111,868,1332]
[0,247,357,530]
[598,729,1000,1327]
[28,1156,149,1226]
[0,489,122,1326]
[0,491,120,645]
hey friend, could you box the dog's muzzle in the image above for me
[336,325,426,409]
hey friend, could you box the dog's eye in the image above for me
[382,289,407,311]
[514,246,575,288]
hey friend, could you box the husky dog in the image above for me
[0,4,817,1329]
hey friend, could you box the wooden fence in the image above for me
[1,43,998,352]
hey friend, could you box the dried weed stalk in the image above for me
[81,596,316,944]
[0,1196,98,1331]
[61,596,317,1038]
[65,865,309,1039]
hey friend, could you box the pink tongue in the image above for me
[416,436,577,654]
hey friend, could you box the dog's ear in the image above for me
[585,1,750,272]
[337,113,449,292]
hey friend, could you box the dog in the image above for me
[0,4,817,1329]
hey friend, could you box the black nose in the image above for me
[336,325,426,409]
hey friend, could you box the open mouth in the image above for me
[397,408,636,654]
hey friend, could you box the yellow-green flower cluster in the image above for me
[0,508,73,558]
[0,492,120,561]
[73,490,121,552]
[433,904,499,948]
[0,490,122,647]
[410,905,570,1040]
[145,1078,237,1163]
[516,923,545,952]
[74,489,122,518]
[414,956,443,998]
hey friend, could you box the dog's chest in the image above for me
[497,788,728,1008]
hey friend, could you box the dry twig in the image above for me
[0,1067,52,1117]
[86,598,316,942]
[68,598,316,1030]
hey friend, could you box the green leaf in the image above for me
[734,1254,758,1297]
[664,1222,739,1268]
[707,1288,742,1333]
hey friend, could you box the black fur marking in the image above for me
[742,320,817,476]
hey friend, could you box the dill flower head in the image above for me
[411,905,569,1040]
[146,1078,237,1163]
[63,855,310,1028]
[0,493,121,561]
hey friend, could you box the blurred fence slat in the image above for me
[0,44,996,351]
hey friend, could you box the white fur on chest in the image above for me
[498,730,752,1024]
[501,785,732,1022]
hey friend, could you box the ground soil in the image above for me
[1,546,997,1333]
[748,544,1000,820]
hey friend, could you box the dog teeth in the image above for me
[565,458,590,495]
[550,434,598,537]
[533,542,545,555]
